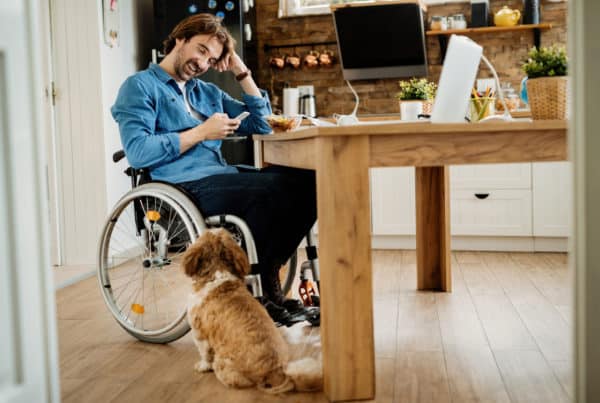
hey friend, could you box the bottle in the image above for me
[523,0,540,24]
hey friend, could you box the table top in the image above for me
[254,120,567,142]
[254,119,568,169]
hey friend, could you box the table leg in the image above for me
[415,166,451,291]
[316,136,375,401]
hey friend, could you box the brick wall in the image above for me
[254,0,567,117]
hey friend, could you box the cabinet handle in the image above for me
[474,193,490,199]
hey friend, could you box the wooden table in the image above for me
[254,120,567,402]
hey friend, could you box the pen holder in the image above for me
[469,97,495,122]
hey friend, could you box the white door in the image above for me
[0,1,60,402]
[47,0,108,266]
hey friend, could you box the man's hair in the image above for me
[162,14,235,60]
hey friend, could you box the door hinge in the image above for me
[46,81,57,105]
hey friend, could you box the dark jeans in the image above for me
[178,166,317,281]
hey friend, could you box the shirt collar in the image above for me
[148,63,175,84]
[148,63,199,90]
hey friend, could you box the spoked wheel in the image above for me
[97,185,204,343]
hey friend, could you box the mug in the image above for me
[269,55,285,69]
[318,50,334,67]
[303,50,320,68]
[285,54,301,69]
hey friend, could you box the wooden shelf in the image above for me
[427,24,553,62]
[426,23,552,37]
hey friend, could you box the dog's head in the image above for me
[182,228,250,280]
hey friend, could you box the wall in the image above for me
[255,0,567,117]
[99,0,154,211]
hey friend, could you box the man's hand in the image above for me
[214,51,246,76]
[179,113,241,154]
[199,113,241,139]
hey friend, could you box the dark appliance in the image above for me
[470,0,490,27]
[152,0,258,100]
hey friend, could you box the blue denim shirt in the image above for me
[111,63,272,183]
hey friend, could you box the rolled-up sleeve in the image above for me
[111,77,181,169]
[221,89,273,135]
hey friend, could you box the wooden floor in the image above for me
[57,250,572,403]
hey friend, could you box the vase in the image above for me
[399,100,424,121]
[526,76,567,120]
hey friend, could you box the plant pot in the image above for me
[399,100,424,121]
[526,76,567,120]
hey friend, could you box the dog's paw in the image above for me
[194,360,212,373]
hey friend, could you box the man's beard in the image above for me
[174,48,205,81]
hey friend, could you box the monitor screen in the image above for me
[332,2,428,81]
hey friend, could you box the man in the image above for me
[111,14,317,324]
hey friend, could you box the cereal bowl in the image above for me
[266,115,303,132]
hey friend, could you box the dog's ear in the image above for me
[182,232,217,277]
[218,230,251,278]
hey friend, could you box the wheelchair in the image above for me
[97,150,320,344]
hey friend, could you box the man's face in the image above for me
[172,35,224,82]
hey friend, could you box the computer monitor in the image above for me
[332,1,428,81]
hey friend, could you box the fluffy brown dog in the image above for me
[182,229,322,393]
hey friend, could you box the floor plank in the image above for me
[494,349,570,403]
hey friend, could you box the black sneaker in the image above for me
[281,298,305,314]
[257,297,292,326]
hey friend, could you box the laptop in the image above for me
[431,35,483,123]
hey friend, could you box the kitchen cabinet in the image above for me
[371,167,415,235]
[532,162,571,237]
[370,162,570,251]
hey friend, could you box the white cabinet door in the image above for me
[450,163,531,189]
[371,167,415,235]
[532,162,571,237]
[451,190,533,236]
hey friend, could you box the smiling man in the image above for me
[111,14,317,326]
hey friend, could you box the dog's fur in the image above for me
[182,229,322,393]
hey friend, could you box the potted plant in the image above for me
[396,78,437,121]
[522,45,568,119]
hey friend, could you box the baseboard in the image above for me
[371,235,568,252]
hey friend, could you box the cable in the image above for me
[347,80,359,117]
[480,54,513,121]
[334,80,360,125]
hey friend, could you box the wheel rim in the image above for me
[98,191,196,337]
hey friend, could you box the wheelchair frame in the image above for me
[97,150,319,343]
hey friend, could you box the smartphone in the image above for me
[234,111,250,121]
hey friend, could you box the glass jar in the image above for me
[449,14,467,29]
[430,16,448,31]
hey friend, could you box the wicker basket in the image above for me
[526,76,567,120]
[423,100,434,115]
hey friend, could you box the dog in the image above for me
[182,228,322,394]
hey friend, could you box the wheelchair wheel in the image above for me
[98,184,205,343]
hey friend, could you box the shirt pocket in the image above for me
[156,96,191,133]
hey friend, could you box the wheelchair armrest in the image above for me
[113,149,126,163]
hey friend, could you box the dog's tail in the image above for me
[285,357,323,392]
[257,357,322,394]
